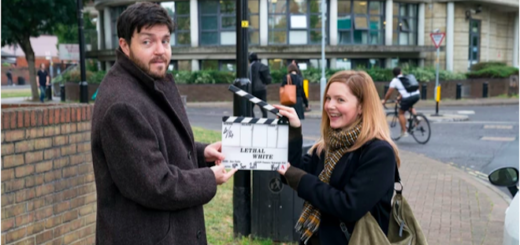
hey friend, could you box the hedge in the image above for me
[53,63,518,85]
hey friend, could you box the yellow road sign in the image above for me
[241,21,249,28]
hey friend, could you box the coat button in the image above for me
[188,151,191,159]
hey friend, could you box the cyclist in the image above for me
[382,67,420,137]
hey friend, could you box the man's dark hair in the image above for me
[117,2,174,45]
[249,53,259,62]
[392,67,401,77]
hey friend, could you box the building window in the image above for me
[199,1,258,46]
[391,58,418,68]
[161,1,191,46]
[338,1,384,45]
[268,0,328,45]
[248,0,260,45]
[336,58,384,69]
[468,19,481,69]
[201,60,236,71]
[393,3,417,45]
[111,5,128,49]
[170,60,192,71]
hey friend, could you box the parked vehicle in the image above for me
[488,167,519,245]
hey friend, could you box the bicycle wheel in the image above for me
[386,112,402,141]
[411,114,431,144]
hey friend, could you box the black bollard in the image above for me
[46,85,52,101]
[483,82,489,98]
[456,83,462,100]
[60,84,66,102]
[421,85,427,100]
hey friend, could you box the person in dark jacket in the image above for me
[36,63,50,102]
[281,63,308,119]
[249,52,272,118]
[90,3,237,245]
[275,70,400,245]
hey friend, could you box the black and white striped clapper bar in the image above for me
[222,86,289,171]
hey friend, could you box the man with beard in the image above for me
[90,3,237,244]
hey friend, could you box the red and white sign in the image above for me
[430,33,446,49]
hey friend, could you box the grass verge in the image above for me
[1,89,32,98]
[193,127,291,245]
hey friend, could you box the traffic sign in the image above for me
[430,32,446,49]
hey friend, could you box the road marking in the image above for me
[436,121,518,125]
[480,136,516,141]
[483,125,514,129]
[457,110,475,115]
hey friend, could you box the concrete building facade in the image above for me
[87,0,519,73]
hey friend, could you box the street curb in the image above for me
[303,111,470,122]
[415,99,519,108]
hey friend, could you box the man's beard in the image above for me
[129,51,168,80]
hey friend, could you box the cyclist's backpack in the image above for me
[398,74,419,93]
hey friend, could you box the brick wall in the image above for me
[1,104,96,245]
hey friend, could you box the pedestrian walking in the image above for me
[36,64,50,103]
[281,63,308,120]
[249,52,272,118]
[6,69,13,86]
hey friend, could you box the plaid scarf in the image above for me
[295,121,363,244]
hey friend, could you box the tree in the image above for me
[55,12,96,44]
[1,0,77,101]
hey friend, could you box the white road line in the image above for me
[457,110,475,115]
[483,125,514,129]
[480,136,516,141]
[435,121,518,125]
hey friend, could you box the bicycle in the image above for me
[384,99,431,144]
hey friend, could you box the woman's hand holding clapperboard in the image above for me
[273,104,301,175]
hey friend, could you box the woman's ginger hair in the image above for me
[309,70,400,167]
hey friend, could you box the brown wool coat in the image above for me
[91,49,217,245]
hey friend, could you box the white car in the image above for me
[488,167,519,245]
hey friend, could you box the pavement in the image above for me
[398,150,509,245]
[1,96,517,245]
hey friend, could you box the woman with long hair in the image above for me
[282,63,309,119]
[276,70,400,244]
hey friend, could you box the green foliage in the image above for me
[170,70,235,84]
[1,0,77,47]
[438,69,467,80]
[61,69,108,84]
[86,59,99,72]
[363,68,394,82]
[55,12,97,44]
[467,66,519,78]
[88,70,107,84]
[270,68,287,84]
[469,61,507,71]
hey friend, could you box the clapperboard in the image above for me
[222,85,289,171]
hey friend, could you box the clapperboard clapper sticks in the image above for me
[222,85,289,171]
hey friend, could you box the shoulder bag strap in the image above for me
[286,74,292,85]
